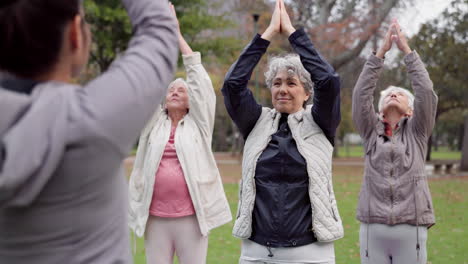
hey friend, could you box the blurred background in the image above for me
[83,0,467,263]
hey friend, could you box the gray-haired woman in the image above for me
[352,20,438,264]
[222,0,343,263]
[128,4,231,264]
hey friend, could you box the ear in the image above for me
[406,108,413,117]
[69,15,83,51]
[304,91,310,102]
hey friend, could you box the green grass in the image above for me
[132,176,467,264]
[337,145,462,160]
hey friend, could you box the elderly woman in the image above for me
[352,20,437,264]
[128,5,231,264]
[222,0,343,263]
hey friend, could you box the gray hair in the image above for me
[162,78,188,109]
[168,78,188,91]
[378,85,414,113]
[265,54,314,97]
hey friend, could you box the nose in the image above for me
[390,93,397,98]
[279,84,287,94]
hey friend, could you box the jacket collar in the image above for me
[270,107,306,123]
[376,116,409,136]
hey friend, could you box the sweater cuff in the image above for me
[368,53,385,66]
[403,50,419,65]
[254,34,271,48]
[182,52,201,66]
[288,27,307,43]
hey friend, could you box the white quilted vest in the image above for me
[232,105,344,242]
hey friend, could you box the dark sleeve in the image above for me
[221,35,269,139]
[289,28,341,146]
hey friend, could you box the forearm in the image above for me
[352,54,382,138]
[178,35,193,55]
[289,28,337,84]
[222,35,267,138]
[404,51,438,136]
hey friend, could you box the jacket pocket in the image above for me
[197,179,225,219]
[129,170,145,202]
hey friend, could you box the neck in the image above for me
[168,109,187,127]
[35,63,73,83]
[383,110,405,130]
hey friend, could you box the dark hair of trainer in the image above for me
[0,0,83,78]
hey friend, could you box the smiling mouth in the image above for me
[277,98,291,101]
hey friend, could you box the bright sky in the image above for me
[398,0,452,36]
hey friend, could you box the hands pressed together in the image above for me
[376,19,412,59]
[169,2,193,55]
[261,0,296,41]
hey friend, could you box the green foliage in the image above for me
[84,0,238,72]
[84,0,132,72]
[131,179,467,264]
[409,0,468,117]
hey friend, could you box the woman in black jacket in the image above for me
[222,0,343,263]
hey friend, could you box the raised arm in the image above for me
[184,53,215,136]
[78,0,178,156]
[222,0,282,139]
[352,23,395,140]
[280,0,340,145]
[170,4,215,137]
[392,21,438,138]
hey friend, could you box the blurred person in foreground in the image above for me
[0,0,178,263]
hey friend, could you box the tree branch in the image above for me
[330,0,400,70]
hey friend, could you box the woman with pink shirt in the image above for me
[128,4,232,264]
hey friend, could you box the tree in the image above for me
[289,0,409,70]
[84,0,237,73]
[399,0,467,160]
[84,0,132,73]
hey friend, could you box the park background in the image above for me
[84,0,467,263]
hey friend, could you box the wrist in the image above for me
[376,49,386,59]
[285,26,296,37]
[261,28,275,41]
[403,47,412,55]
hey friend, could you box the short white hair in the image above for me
[168,78,188,91]
[265,54,314,97]
[378,85,414,113]
[162,78,188,109]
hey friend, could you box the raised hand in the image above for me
[392,19,412,55]
[376,23,394,59]
[261,0,281,41]
[169,2,192,55]
[279,0,295,36]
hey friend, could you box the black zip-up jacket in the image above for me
[222,28,341,248]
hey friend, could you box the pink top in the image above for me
[149,125,195,217]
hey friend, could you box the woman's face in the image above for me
[382,90,413,117]
[271,70,310,114]
[166,82,189,113]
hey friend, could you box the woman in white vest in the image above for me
[128,4,232,264]
[222,0,343,263]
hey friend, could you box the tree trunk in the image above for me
[458,123,464,151]
[426,134,432,161]
[460,116,468,171]
[434,131,439,151]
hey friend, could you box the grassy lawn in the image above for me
[337,145,462,160]
[131,173,467,263]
